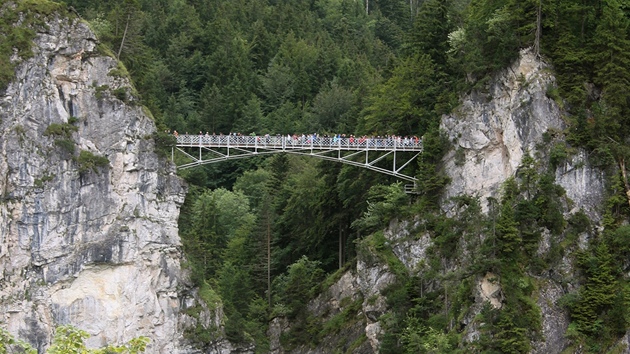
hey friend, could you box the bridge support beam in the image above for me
[173,135,423,185]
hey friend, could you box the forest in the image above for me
[3,0,630,352]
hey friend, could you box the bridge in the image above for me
[173,134,423,184]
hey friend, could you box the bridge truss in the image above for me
[173,134,423,183]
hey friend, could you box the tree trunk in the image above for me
[534,0,542,57]
[117,13,131,60]
[267,220,271,308]
[339,224,343,269]
[618,158,630,208]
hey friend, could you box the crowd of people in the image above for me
[171,130,422,148]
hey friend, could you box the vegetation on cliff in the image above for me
[3,0,630,352]
[1,325,149,353]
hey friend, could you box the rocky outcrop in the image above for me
[440,49,605,220]
[555,150,605,222]
[0,14,222,353]
[441,49,564,209]
[271,49,609,354]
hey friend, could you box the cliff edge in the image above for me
[0,11,209,353]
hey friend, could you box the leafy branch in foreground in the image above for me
[1,325,149,354]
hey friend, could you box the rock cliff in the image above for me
[269,49,608,353]
[440,49,604,217]
[0,13,221,353]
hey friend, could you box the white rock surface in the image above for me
[441,49,564,209]
[0,15,225,353]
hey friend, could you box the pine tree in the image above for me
[590,0,630,141]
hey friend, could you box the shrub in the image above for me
[94,84,110,99]
[112,87,127,101]
[108,61,130,78]
[44,123,77,139]
[34,174,54,188]
[76,150,109,173]
[54,139,75,154]
[549,142,568,168]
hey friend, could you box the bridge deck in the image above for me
[173,134,423,184]
[175,135,423,151]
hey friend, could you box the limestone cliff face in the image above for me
[441,49,604,217]
[0,15,218,353]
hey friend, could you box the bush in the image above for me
[1,324,148,354]
[54,139,75,154]
[94,84,110,99]
[108,61,130,78]
[76,150,109,173]
[112,87,128,101]
[44,123,77,139]
[549,142,568,168]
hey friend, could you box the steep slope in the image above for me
[0,12,225,353]
[269,49,610,353]
[441,49,605,219]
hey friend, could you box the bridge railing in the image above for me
[175,134,423,151]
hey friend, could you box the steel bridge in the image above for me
[173,134,423,183]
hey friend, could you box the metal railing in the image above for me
[175,134,423,151]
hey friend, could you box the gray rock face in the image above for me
[272,49,609,354]
[0,16,218,353]
[441,48,564,210]
[555,150,605,222]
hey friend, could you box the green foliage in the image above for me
[360,54,440,136]
[45,122,78,155]
[112,87,128,102]
[43,123,78,139]
[54,138,76,154]
[76,150,109,174]
[108,61,130,79]
[549,142,569,168]
[448,0,529,84]
[545,84,563,109]
[414,126,451,204]
[47,325,91,354]
[0,327,36,354]
[1,325,148,354]
[184,187,256,280]
[151,130,176,158]
[94,85,110,99]
[359,231,407,278]
[351,182,409,234]
[272,256,325,319]
[34,173,54,188]
[0,0,67,91]
[198,281,222,311]
[401,316,454,354]
[569,242,623,345]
